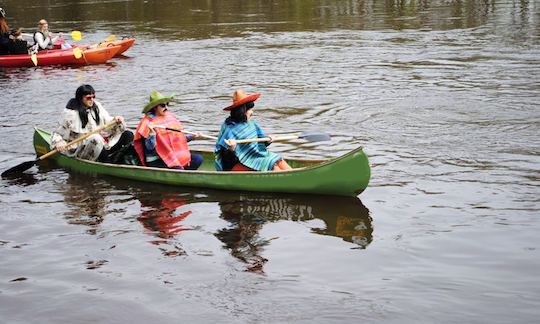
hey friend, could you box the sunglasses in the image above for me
[158,103,169,108]
[84,95,95,100]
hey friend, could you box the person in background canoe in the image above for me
[51,84,134,163]
[33,19,62,51]
[214,89,292,172]
[0,8,10,55]
[7,28,28,54]
[133,91,203,170]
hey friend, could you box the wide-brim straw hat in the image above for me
[223,89,260,111]
[142,90,175,114]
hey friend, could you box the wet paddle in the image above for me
[152,125,218,140]
[1,121,117,177]
[231,131,331,144]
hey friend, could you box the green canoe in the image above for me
[33,127,371,197]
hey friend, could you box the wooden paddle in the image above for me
[230,131,331,144]
[1,121,117,177]
[152,125,218,140]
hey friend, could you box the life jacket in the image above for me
[33,31,53,50]
[134,112,191,168]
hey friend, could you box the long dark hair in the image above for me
[226,101,254,124]
[0,17,9,34]
[66,84,100,128]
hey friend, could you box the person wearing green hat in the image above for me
[133,91,203,170]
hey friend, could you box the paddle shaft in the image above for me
[153,125,217,140]
[22,31,82,40]
[39,120,118,160]
[234,135,298,144]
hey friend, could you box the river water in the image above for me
[1,1,539,323]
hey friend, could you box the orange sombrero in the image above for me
[223,89,260,111]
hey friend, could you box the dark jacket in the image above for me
[0,32,9,55]
[7,38,28,54]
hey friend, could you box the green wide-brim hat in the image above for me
[142,90,175,113]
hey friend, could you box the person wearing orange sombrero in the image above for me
[134,91,203,170]
[214,89,292,172]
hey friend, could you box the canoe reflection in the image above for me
[216,194,372,273]
[219,194,372,246]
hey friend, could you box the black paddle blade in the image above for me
[1,160,38,177]
[298,132,331,142]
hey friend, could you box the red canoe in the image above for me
[0,45,121,68]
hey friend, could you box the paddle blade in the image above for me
[1,160,37,177]
[73,47,83,59]
[104,34,116,42]
[299,132,331,142]
[30,53,38,66]
[71,30,82,41]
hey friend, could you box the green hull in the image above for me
[33,128,370,196]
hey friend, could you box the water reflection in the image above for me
[216,194,372,273]
[137,194,193,239]
[56,172,372,266]
[2,0,532,39]
[2,171,40,187]
[1,160,57,186]
[62,174,107,233]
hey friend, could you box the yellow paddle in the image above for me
[70,30,82,41]
[22,31,82,40]
[30,53,38,66]
[73,47,83,59]
[104,34,116,42]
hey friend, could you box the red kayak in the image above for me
[0,45,121,68]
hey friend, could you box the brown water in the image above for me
[1,1,539,323]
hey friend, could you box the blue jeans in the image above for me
[146,153,203,170]
[184,153,203,170]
